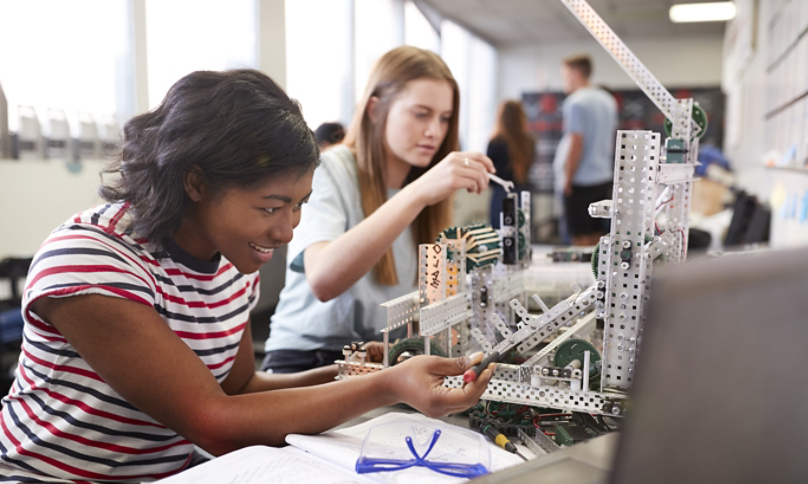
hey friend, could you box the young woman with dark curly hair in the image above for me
[0,69,494,483]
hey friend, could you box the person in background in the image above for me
[487,100,535,228]
[262,46,495,374]
[0,69,495,483]
[314,122,345,150]
[555,54,617,246]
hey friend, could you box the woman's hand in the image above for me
[362,341,386,363]
[407,152,496,207]
[384,353,495,418]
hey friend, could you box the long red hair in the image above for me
[343,46,458,286]
[491,100,534,185]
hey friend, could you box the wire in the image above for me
[656,196,674,210]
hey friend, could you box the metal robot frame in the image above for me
[337,0,702,418]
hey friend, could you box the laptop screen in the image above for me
[609,247,808,484]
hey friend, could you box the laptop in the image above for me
[472,246,808,484]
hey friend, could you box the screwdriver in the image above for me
[480,421,529,462]
[463,351,500,383]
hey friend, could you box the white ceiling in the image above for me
[421,0,728,46]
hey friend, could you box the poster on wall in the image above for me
[523,87,726,194]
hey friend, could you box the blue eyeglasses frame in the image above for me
[355,429,490,478]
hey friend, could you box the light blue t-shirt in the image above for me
[559,86,618,187]
[265,146,416,352]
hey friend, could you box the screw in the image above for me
[622,240,631,249]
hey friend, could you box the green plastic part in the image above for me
[554,425,575,447]
[388,337,446,366]
[553,339,602,389]
[664,103,708,140]
[438,223,501,272]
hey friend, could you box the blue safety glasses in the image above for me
[355,421,491,478]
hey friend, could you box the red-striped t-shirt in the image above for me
[0,203,260,483]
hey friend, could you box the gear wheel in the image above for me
[388,337,447,365]
[554,338,601,388]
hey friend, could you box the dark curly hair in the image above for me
[99,69,319,246]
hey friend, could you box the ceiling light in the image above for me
[669,2,737,23]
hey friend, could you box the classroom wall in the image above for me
[0,160,105,258]
[722,0,808,248]
[498,35,725,100]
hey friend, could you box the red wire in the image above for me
[656,197,674,210]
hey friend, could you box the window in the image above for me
[0,0,129,131]
[285,0,354,129]
[441,21,471,149]
[440,20,497,153]
[467,36,497,153]
[145,0,257,109]
[404,0,440,53]
[354,0,404,100]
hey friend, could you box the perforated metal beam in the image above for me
[560,0,700,137]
